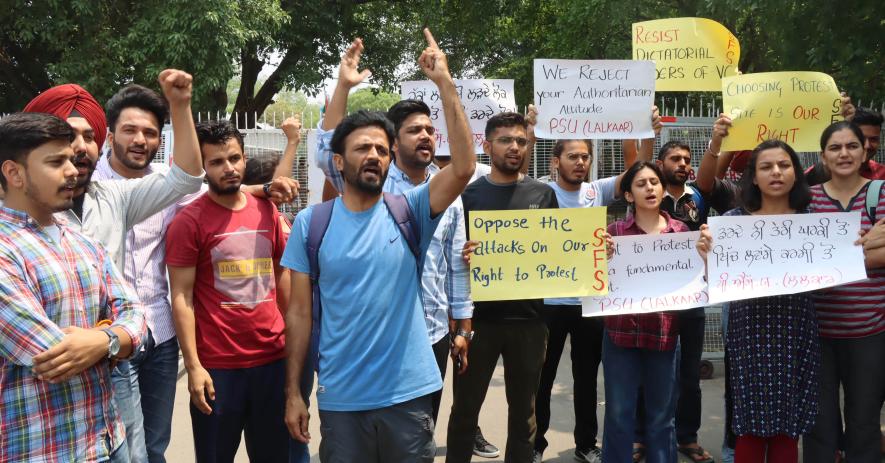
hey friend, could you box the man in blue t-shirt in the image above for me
[280,30,476,463]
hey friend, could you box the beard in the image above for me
[113,139,159,171]
[663,169,686,186]
[343,158,387,194]
[73,152,96,189]
[207,175,242,195]
[396,141,435,171]
[24,172,76,213]
[491,151,522,175]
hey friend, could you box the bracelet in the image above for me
[262,182,272,197]
[704,150,721,159]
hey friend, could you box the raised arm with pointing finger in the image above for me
[420,28,476,215]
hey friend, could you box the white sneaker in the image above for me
[575,446,603,463]
[532,449,543,463]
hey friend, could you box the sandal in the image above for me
[632,446,646,462]
[677,445,714,463]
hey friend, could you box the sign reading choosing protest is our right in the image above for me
[533,59,656,140]
[706,212,868,304]
[400,79,517,156]
[721,71,843,152]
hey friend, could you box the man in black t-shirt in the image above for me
[446,112,558,463]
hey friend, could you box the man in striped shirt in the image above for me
[0,113,146,462]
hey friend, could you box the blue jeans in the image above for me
[131,333,179,463]
[602,332,679,463]
[112,359,147,463]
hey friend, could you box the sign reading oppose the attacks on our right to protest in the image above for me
[533,59,656,140]
[583,231,707,317]
[721,71,843,152]
[707,212,867,304]
[400,79,517,156]
[468,208,608,302]
[633,17,740,92]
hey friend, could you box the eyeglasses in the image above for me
[490,136,528,147]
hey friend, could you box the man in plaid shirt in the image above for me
[0,113,145,462]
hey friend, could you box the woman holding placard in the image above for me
[696,139,818,463]
[803,121,885,463]
[601,161,687,463]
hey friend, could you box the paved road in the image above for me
[165,347,884,462]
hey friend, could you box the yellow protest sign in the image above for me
[721,72,843,152]
[633,17,740,92]
[468,208,608,301]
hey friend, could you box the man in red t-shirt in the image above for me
[166,120,291,462]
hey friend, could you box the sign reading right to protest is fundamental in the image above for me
[632,17,740,92]
[468,207,608,302]
[707,212,867,304]
[400,79,517,155]
[583,231,707,317]
[721,71,842,152]
[533,59,655,140]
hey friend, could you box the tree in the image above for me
[346,88,401,113]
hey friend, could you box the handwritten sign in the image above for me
[721,72,842,152]
[633,17,740,92]
[583,232,707,316]
[400,79,517,155]
[707,212,867,304]
[468,208,608,301]
[533,59,655,140]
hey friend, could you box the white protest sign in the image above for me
[533,59,656,140]
[400,79,517,155]
[306,130,325,205]
[583,232,707,316]
[707,212,867,304]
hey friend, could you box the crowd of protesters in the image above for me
[1,28,882,463]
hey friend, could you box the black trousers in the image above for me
[430,336,450,424]
[534,305,604,452]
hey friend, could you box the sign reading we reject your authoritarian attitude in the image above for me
[533,59,656,140]
[468,208,609,302]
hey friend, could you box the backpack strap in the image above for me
[305,199,335,373]
[382,192,421,264]
[865,180,883,224]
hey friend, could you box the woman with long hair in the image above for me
[602,161,687,463]
[802,121,885,463]
[696,139,818,463]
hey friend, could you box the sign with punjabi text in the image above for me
[706,212,867,304]
[400,79,517,156]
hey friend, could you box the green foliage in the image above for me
[2,0,881,116]
[346,88,401,113]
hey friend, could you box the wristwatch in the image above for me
[455,329,474,341]
[262,182,273,197]
[102,328,120,359]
